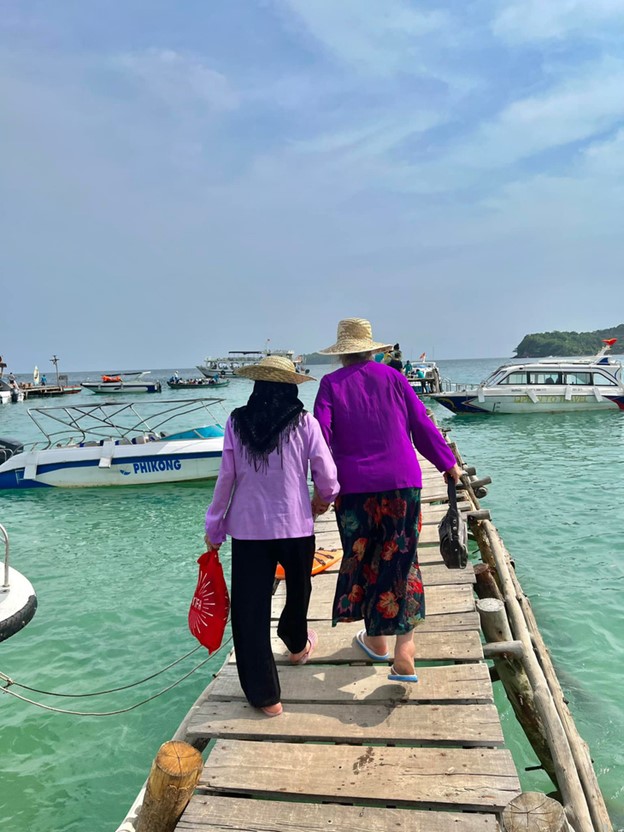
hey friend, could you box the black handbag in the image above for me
[438,479,468,569]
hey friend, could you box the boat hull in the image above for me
[168,380,230,389]
[81,382,162,394]
[0,437,222,489]
[432,390,624,414]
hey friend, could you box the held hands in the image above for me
[443,463,463,485]
[204,532,221,551]
[311,487,331,518]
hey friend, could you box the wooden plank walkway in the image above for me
[178,459,521,830]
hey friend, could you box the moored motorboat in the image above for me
[404,358,444,396]
[0,525,37,642]
[81,371,162,394]
[197,345,305,378]
[431,340,624,414]
[0,399,225,488]
[167,375,230,389]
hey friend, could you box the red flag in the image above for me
[602,338,617,346]
[188,550,230,653]
[419,352,426,361]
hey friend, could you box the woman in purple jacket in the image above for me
[205,356,339,717]
[314,319,462,682]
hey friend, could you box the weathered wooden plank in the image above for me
[421,503,470,524]
[198,740,521,811]
[321,542,446,570]
[412,610,480,632]
[274,575,475,619]
[207,662,493,704]
[290,561,474,588]
[315,519,442,547]
[265,621,484,663]
[314,529,342,550]
[186,700,504,747]
[179,794,502,832]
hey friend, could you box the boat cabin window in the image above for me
[563,372,591,385]
[592,372,618,386]
[528,372,562,385]
[498,372,529,385]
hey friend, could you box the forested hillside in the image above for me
[514,324,624,357]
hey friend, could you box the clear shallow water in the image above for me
[1,361,623,830]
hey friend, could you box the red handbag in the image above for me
[188,549,230,653]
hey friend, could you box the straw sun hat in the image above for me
[318,318,393,356]
[235,355,315,384]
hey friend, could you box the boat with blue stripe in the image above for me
[0,400,225,489]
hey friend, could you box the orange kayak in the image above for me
[275,549,342,581]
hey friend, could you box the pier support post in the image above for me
[503,792,571,832]
[477,598,557,785]
[135,740,203,832]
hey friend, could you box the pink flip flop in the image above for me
[289,628,318,665]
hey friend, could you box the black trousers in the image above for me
[231,536,315,708]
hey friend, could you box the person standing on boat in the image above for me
[204,356,339,717]
[313,318,462,682]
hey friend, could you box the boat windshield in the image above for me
[27,399,227,449]
[482,368,508,386]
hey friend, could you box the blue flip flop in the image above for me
[387,665,418,683]
[355,629,390,661]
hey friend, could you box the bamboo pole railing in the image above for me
[446,439,612,832]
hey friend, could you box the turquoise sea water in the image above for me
[1,359,623,831]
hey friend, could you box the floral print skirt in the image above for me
[332,488,424,636]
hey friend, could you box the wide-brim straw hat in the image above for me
[235,355,315,384]
[318,318,393,356]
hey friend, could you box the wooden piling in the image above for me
[503,793,571,832]
[135,741,203,832]
[477,598,556,784]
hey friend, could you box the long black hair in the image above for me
[230,380,305,472]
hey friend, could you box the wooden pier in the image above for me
[119,451,612,832]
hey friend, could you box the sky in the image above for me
[1,0,624,372]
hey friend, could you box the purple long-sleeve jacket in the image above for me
[313,361,455,495]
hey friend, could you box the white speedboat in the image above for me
[81,371,162,394]
[0,525,37,642]
[431,340,624,414]
[0,399,224,489]
[0,377,25,404]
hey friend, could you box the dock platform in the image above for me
[176,458,522,831]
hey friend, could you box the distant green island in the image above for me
[303,352,335,365]
[514,324,624,358]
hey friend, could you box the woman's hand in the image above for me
[204,532,221,551]
[443,463,463,485]
[311,487,331,518]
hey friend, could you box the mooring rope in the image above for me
[0,644,203,697]
[0,636,232,717]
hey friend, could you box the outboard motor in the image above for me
[0,438,24,465]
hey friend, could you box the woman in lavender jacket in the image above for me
[313,319,462,682]
[205,356,339,717]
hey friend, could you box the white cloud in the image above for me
[281,0,451,75]
[292,110,446,158]
[115,49,238,111]
[492,0,624,42]
[463,58,624,167]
